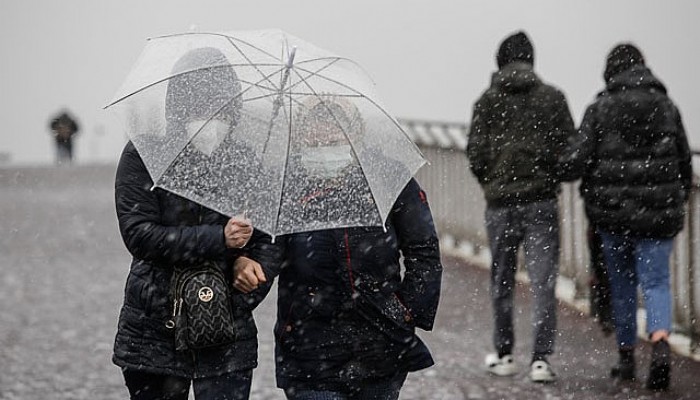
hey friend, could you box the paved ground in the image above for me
[2,164,700,400]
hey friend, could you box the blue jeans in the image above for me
[598,231,673,348]
[123,368,252,400]
[283,373,407,400]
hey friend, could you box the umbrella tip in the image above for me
[286,46,297,68]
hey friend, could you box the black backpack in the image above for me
[168,261,236,351]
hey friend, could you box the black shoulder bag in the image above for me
[167,261,236,351]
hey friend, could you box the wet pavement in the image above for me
[1,164,699,400]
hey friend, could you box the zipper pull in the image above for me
[165,299,178,329]
[177,298,183,316]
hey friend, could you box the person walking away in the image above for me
[466,30,576,383]
[234,97,443,399]
[113,47,280,400]
[49,109,79,165]
[563,43,692,391]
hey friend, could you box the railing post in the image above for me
[689,186,699,353]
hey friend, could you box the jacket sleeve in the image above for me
[231,229,284,311]
[115,143,226,266]
[466,97,492,184]
[392,179,443,331]
[673,106,693,199]
[551,90,577,181]
[559,103,599,183]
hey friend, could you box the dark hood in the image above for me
[496,31,534,69]
[604,43,645,83]
[491,62,540,93]
[605,65,667,95]
[165,47,242,138]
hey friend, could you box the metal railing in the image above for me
[399,118,699,354]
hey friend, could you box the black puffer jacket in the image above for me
[467,62,575,206]
[113,142,280,378]
[572,65,692,237]
[274,178,442,392]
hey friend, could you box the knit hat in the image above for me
[496,31,534,69]
[604,44,645,82]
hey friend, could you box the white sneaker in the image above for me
[485,353,518,376]
[530,360,556,383]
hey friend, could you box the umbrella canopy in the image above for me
[105,29,425,238]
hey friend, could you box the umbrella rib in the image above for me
[294,56,370,74]
[105,65,280,109]
[292,64,426,160]
[288,67,389,226]
[224,36,284,94]
[152,32,282,61]
[260,57,341,153]
[242,92,309,109]
[283,58,342,93]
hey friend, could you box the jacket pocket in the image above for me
[355,289,415,344]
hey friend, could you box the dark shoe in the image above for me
[610,362,635,381]
[610,348,635,381]
[647,340,671,391]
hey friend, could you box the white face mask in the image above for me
[186,119,230,156]
[300,145,354,179]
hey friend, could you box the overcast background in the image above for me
[1,0,698,165]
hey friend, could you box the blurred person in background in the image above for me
[49,109,79,165]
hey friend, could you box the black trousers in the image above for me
[123,368,253,400]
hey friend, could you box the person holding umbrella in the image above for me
[112,47,279,400]
[235,97,443,400]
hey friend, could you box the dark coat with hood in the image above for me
[49,111,79,144]
[467,62,575,206]
[113,142,280,378]
[273,178,442,392]
[112,46,281,379]
[566,64,692,238]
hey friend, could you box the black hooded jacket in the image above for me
[568,65,692,237]
[467,62,575,206]
[112,142,280,378]
[111,46,283,378]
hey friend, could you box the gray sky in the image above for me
[1,0,698,164]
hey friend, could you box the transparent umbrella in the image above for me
[105,29,425,238]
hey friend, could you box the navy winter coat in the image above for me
[569,66,692,237]
[274,178,442,392]
[113,142,280,378]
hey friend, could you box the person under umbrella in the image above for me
[234,96,443,400]
[112,47,279,400]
